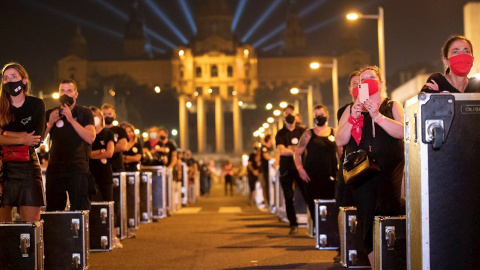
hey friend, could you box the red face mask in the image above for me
[352,79,379,98]
[449,54,474,77]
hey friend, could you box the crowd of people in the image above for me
[0,35,478,268]
[245,35,480,268]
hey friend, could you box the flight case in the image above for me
[0,221,44,270]
[404,93,480,270]
[373,216,406,270]
[126,171,140,230]
[314,199,339,249]
[41,210,90,270]
[141,165,167,219]
[339,206,369,268]
[90,201,114,251]
[113,172,127,239]
[140,171,153,223]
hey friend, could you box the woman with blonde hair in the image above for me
[0,62,44,222]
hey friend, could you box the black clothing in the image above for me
[275,125,309,227]
[164,140,177,167]
[421,73,480,93]
[303,128,338,226]
[247,152,259,192]
[336,103,355,207]
[37,150,49,165]
[107,126,128,172]
[124,138,143,172]
[304,128,337,199]
[2,151,44,206]
[225,174,233,196]
[46,104,94,211]
[46,105,94,174]
[3,96,45,144]
[143,140,166,165]
[199,163,211,195]
[89,128,114,203]
[1,96,45,206]
[345,99,405,253]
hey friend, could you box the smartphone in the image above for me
[358,83,369,103]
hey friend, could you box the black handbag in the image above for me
[343,119,380,185]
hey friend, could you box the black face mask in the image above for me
[104,117,114,125]
[4,81,25,97]
[285,114,295,125]
[59,94,74,106]
[314,115,327,126]
[160,135,166,141]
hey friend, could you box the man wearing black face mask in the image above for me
[45,78,96,211]
[101,103,128,172]
[274,104,309,235]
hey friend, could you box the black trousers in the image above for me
[224,175,233,196]
[45,172,91,211]
[279,167,309,227]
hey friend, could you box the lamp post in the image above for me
[347,7,386,93]
[308,59,339,127]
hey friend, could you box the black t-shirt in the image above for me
[2,96,45,146]
[275,125,306,171]
[124,137,143,171]
[46,105,94,173]
[89,128,114,183]
[421,73,480,93]
[164,140,177,167]
[107,126,128,172]
[143,139,166,165]
[248,152,259,177]
[260,144,273,173]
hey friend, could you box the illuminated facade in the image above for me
[57,0,370,153]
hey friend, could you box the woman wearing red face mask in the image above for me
[336,66,405,269]
[122,122,143,172]
[422,35,480,93]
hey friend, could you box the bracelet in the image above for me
[374,115,385,124]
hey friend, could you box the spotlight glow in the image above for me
[346,13,360,20]
[267,117,274,123]
[134,129,140,135]
[142,132,148,138]
[144,0,188,44]
[178,0,197,34]
[52,93,60,99]
[113,120,119,126]
[279,102,288,108]
[186,101,192,108]
[231,0,247,32]
[273,110,281,116]
[253,23,285,48]
[265,103,273,110]
[259,127,265,132]
[241,0,283,43]
[262,123,269,129]
[171,129,178,136]
[154,86,161,93]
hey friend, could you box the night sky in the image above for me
[1,0,471,91]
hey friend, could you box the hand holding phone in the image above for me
[358,83,369,103]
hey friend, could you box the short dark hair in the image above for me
[60,78,78,91]
[284,104,294,111]
[348,70,360,86]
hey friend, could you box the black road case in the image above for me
[126,172,140,230]
[140,171,153,223]
[339,206,370,268]
[141,166,167,219]
[0,221,44,270]
[90,201,114,251]
[41,211,90,270]
[405,93,480,270]
[314,199,339,249]
[113,172,127,239]
[373,216,406,270]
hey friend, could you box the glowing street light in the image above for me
[265,103,273,110]
[279,101,288,108]
[171,129,178,136]
[134,129,140,135]
[52,93,60,99]
[142,132,148,138]
[112,120,119,126]
[154,86,161,93]
[267,117,274,123]
[347,7,386,89]
[262,123,269,129]
[186,101,192,108]
[290,86,313,128]
[273,109,281,116]
[290,88,299,95]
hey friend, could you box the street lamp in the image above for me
[290,86,313,128]
[347,7,386,92]
[309,59,339,127]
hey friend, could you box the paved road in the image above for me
[89,182,346,270]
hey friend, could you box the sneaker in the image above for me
[112,237,123,249]
[289,226,298,235]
